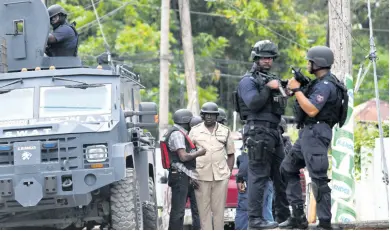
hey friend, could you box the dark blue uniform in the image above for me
[237,70,290,229]
[281,72,339,224]
[235,149,275,230]
[235,151,249,230]
[273,135,292,222]
[47,24,78,57]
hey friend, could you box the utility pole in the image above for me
[158,0,170,140]
[328,0,356,224]
[178,0,200,115]
[328,0,352,78]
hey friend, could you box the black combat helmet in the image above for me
[306,46,334,68]
[279,118,287,134]
[190,116,203,127]
[48,4,68,18]
[173,109,193,124]
[200,102,219,115]
[217,108,227,124]
[250,40,279,61]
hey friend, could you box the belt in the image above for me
[247,120,278,129]
[170,168,184,174]
[303,121,331,127]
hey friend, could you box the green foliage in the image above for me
[52,0,388,127]
[354,122,389,180]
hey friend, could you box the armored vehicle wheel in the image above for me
[142,177,158,230]
[110,168,142,230]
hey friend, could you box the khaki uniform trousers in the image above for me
[195,179,229,230]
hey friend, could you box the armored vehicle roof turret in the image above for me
[0,0,82,73]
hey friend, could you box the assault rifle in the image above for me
[290,66,311,87]
[258,72,288,97]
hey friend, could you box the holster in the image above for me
[246,137,273,162]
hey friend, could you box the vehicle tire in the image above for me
[142,177,158,230]
[110,168,142,230]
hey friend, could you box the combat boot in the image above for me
[248,218,278,230]
[278,204,308,230]
[314,220,333,230]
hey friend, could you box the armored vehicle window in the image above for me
[14,20,24,35]
[0,88,34,121]
[39,84,112,118]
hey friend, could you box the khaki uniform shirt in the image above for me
[189,122,235,181]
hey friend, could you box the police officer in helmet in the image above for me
[236,40,290,229]
[280,46,347,230]
[217,108,228,125]
[164,109,206,230]
[189,102,235,230]
[45,4,78,57]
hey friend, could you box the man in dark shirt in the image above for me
[280,46,346,230]
[45,4,78,57]
[236,40,290,229]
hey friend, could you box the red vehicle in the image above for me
[183,139,307,229]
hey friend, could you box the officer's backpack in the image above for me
[328,75,349,128]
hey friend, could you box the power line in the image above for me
[222,1,308,49]
[77,1,133,33]
[67,0,105,17]
[354,27,389,33]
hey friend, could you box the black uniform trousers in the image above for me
[168,171,190,230]
[187,184,200,230]
[246,123,290,222]
[280,122,332,222]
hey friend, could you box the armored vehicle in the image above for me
[0,1,158,229]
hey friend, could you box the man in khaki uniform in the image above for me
[189,102,235,230]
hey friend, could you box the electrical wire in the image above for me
[90,0,114,69]
[327,0,369,52]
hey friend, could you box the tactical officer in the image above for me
[236,40,290,229]
[280,46,347,230]
[189,102,235,230]
[217,108,228,125]
[45,4,78,57]
[164,109,206,230]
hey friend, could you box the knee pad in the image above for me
[311,180,331,203]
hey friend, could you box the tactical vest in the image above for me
[295,74,348,128]
[161,126,196,170]
[233,71,286,124]
[48,23,79,57]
